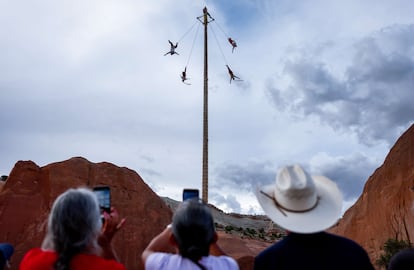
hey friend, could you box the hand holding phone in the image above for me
[182,189,199,201]
[93,186,111,213]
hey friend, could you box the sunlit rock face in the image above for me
[0,156,272,270]
[6,124,412,270]
[0,157,172,270]
[331,124,414,267]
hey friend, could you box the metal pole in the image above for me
[202,6,208,203]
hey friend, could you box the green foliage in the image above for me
[271,232,284,240]
[214,222,224,229]
[0,175,7,181]
[246,228,257,235]
[224,225,234,233]
[219,223,286,241]
[376,238,411,269]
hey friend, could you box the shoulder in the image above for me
[254,237,292,269]
[73,254,126,270]
[20,248,57,269]
[20,249,125,270]
[321,233,374,268]
[22,248,54,256]
[203,255,239,270]
[256,235,291,256]
[254,233,374,269]
[310,233,371,258]
[389,248,414,269]
[323,233,367,249]
[145,252,182,270]
[214,255,239,267]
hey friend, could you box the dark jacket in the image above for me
[254,232,375,270]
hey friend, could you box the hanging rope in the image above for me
[178,21,199,43]
[212,19,237,53]
[209,23,228,65]
[212,19,229,39]
[179,21,201,85]
[185,22,201,68]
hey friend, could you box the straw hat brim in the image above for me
[255,175,342,233]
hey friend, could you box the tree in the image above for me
[376,238,411,269]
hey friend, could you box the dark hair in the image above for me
[47,188,101,270]
[389,248,414,270]
[172,199,215,270]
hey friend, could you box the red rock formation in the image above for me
[216,231,271,270]
[331,124,414,267]
[0,157,270,270]
[0,157,173,270]
[5,125,413,270]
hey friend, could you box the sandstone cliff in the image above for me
[6,122,412,270]
[0,157,172,270]
[0,157,268,270]
[331,124,414,267]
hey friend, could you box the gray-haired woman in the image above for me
[20,187,126,270]
[142,199,239,270]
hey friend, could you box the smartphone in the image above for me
[182,189,199,201]
[93,186,111,213]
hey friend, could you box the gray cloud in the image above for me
[1,0,413,214]
[210,192,242,213]
[212,161,275,191]
[309,154,379,200]
[212,153,378,206]
[267,24,414,146]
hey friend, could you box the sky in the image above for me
[1,0,413,214]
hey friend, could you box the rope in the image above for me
[212,19,230,39]
[209,23,228,65]
[178,21,199,43]
[186,22,201,68]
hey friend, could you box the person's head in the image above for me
[255,164,343,234]
[388,248,414,270]
[45,187,102,270]
[171,199,216,260]
[0,243,14,270]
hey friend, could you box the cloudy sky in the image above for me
[1,0,413,214]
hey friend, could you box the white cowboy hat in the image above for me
[255,164,342,233]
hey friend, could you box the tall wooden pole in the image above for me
[202,7,209,203]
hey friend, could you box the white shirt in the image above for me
[145,252,239,270]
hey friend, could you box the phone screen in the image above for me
[182,189,199,201]
[93,186,111,213]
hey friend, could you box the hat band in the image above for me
[260,190,319,217]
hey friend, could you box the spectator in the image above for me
[254,164,374,270]
[0,243,14,270]
[142,198,239,270]
[388,248,414,270]
[20,187,126,270]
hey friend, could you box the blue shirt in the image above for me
[254,232,374,270]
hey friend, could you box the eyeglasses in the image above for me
[260,190,320,217]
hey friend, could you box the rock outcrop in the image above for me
[3,124,414,270]
[0,157,269,270]
[331,124,414,267]
[0,157,172,270]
